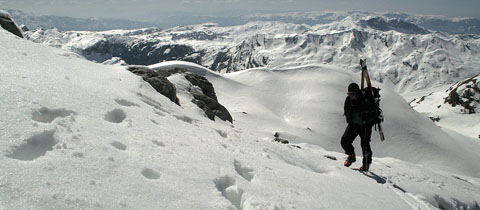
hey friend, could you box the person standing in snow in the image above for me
[341,83,374,171]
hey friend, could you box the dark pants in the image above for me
[341,124,373,165]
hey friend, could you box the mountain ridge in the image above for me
[8,9,480,34]
[24,16,480,93]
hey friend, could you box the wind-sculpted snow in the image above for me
[1,30,480,210]
[24,15,480,93]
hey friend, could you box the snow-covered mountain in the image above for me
[24,14,480,94]
[9,9,480,34]
[1,28,480,210]
[243,11,480,35]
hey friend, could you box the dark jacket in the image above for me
[344,93,370,126]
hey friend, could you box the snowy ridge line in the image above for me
[23,16,480,93]
[10,9,479,34]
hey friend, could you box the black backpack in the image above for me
[362,87,384,124]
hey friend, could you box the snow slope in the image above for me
[156,62,480,178]
[1,30,480,210]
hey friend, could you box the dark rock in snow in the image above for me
[359,17,430,34]
[127,66,233,123]
[0,10,24,38]
[179,69,233,123]
[273,132,289,144]
[127,66,180,105]
[444,73,480,114]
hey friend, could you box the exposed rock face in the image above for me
[444,73,480,114]
[84,38,201,66]
[168,68,233,123]
[0,10,24,38]
[359,17,430,34]
[127,66,180,105]
[127,66,233,123]
[186,72,233,123]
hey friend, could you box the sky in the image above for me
[1,0,479,21]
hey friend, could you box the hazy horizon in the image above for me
[2,0,479,22]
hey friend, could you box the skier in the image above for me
[341,83,374,172]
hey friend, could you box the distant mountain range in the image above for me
[8,9,480,34]
[24,13,479,93]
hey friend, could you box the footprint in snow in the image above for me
[234,160,254,182]
[104,109,127,123]
[152,140,165,147]
[114,98,138,107]
[142,168,160,180]
[6,130,58,161]
[110,141,127,151]
[216,129,228,138]
[214,175,245,210]
[32,106,76,123]
[174,115,197,124]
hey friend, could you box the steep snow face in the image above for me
[2,30,480,210]
[24,16,480,93]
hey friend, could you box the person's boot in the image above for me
[359,164,369,172]
[344,154,356,167]
[360,157,370,172]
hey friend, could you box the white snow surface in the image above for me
[149,60,222,78]
[1,30,480,209]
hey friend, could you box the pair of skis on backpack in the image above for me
[360,59,385,142]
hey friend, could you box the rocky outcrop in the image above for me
[444,73,480,114]
[185,72,233,123]
[167,68,233,123]
[359,17,430,34]
[127,66,233,123]
[127,66,180,105]
[84,38,201,66]
[0,10,24,38]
